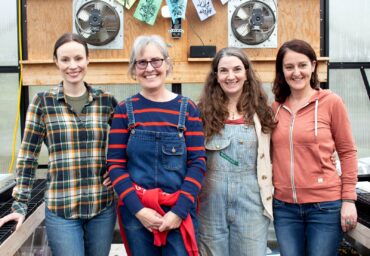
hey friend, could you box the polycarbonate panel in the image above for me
[182,83,203,103]
[0,74,21,174]
[329,0,370,62]
[329,69,370,158]
[0,2,18,66]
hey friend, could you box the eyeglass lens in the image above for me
[135,58,164,69]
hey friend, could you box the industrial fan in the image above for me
[228,0,277,48]
[74,0,123,48]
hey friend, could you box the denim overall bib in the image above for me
[120,96,194,256]
[198,123,269,256]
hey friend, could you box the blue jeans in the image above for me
[273,198,342,256]
[45,203,116,256]
[119,205,193,256]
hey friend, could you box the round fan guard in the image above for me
[75,0,120,46]
[231,0,276,45]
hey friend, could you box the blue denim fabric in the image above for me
[45,203,116,256]
[119,205,197,256]
[198,124,270,256]
[120,97,195,256]
[125,97,188,193]
[273,198,343,256]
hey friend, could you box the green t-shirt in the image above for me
[65,90,89,114]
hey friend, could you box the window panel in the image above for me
[329,69,370,158]
[182,83,203,103]
[329,0,370,62]
[0,2,18,66]
[0,74,21,173]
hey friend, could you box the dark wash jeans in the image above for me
[273,198,342,256]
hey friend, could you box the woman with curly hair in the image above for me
[197,47,276,256]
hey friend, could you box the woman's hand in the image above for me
[0,212,25,231]
[135,207,164,232]
[341,201,357,232]
[102,172,112,190]
[158,211,182,232]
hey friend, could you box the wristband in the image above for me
[342,199,355,203]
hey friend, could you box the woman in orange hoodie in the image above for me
[271,39,358,256]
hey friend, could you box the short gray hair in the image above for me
[128,35,173,79]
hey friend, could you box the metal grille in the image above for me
[356,192,370,228]
[0,179,46,244]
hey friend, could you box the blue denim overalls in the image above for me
[119,96,196,256]
[198,123,270,256]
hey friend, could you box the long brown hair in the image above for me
[198,47,275,140]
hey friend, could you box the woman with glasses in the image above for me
[197,47,276,256]
[107,34,206,256]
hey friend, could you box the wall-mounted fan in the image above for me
[73,0,124,49]
[228,0,277,48]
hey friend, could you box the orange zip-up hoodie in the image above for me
[272,89,357,204]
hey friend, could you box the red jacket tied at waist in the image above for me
[118,184,198,256]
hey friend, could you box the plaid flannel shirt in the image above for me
[12,83,117,219]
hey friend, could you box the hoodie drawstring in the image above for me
[314,99,318,137]
[274,105,282,121]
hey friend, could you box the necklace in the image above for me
[229,111,240,120]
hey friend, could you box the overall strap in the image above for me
[125,97,135,130]
[177,97,188,134]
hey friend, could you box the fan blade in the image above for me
[98,28,110,43]
[235,23,250,37]
[236,8,250,20]
[77,9,90,22]
[252,2,264,11]
[102,14,120,30]
[77,19,91,30]
[253,31,266,43]
[261,15,275,29]
[95,1,106,11]
[79,27,92,38]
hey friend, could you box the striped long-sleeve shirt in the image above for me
[107,93,206,219]
[12,83,117,218]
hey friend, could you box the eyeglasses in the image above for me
[134,58,164,70]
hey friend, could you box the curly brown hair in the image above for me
[198,47,276,140]
[272,39,320,103]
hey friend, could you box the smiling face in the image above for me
[135,43,169,93]
[54,41,89,87]
[282,49,316,94]
[216,56,247,99]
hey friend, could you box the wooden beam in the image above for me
[0,203,45,256]
[347,222,370,249]
[21,58,328,86]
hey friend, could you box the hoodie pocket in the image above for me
[293,143,324,188]
[273,143,324,190]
